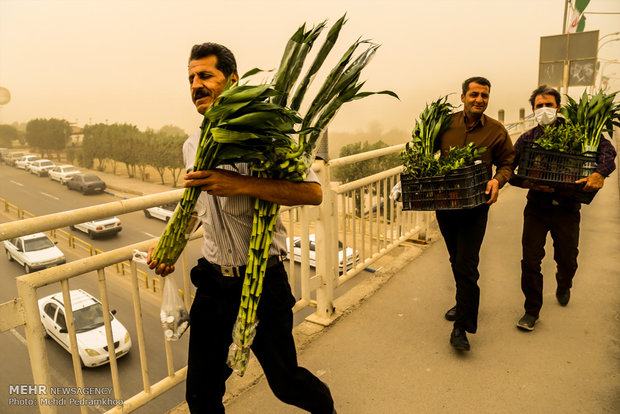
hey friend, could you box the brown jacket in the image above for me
[439,111,514,187]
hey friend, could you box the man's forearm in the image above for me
[241,177,323,206]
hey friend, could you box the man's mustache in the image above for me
[193,89,212,101]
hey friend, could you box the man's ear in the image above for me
[461,93,465,103]
[230,72,240,85]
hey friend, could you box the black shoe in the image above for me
[516,313,538,331]
[556,288,570,306]
[450,328,470,351]
[444,305,457,321]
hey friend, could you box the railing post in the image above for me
[15,279,57,413]
[308,160,337,324]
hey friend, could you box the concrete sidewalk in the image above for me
[219,175,620,413]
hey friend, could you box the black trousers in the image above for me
[185,258,334,414]
[521,200,580,317]
[436,204,490,333]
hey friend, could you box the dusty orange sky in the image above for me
[1,0,618,138]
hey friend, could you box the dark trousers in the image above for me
[521,201,580,317]
[436,204,490,334]
[186,258,334,414]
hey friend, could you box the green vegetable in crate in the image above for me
[561,89,620,152]
[534,122,584,154]
[401,96,485,177]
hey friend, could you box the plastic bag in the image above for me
[390,181,402,202]
[160,277,190,341]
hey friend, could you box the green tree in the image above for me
[82,123,108,170]
[25,118,71,158]
[147,130,186,185]
[158,124,186,137]
[0,124,18,148]
[332,140,400,184]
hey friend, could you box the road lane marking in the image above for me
[142,231,157,238]
[10,328,28,346]
[40,192,60,200]
[10,180,24,187]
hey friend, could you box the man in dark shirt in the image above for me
[512,85,617,331]
[438,76,515,351]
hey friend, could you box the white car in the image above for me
[4,233,66,273]
[15,154,40,169]
[49,164,81,184]
[38,289,132,368]
[70,217,122,239]
[28,159,56,176]
[143,203,177,222]
[286,233,359,271]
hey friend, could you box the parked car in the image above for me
[70,217,122,239]
[28,159,56,176]
[143,203,177,222]
[15,154,40,169]
[66,173,107,194]
[7,151,25,166]
[3,233,66,273]
[38,289,132,368]
[49,164,81,184]
[286,233,359,271]
[0,148,10,163]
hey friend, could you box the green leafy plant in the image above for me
[534,122,584,154]
[561,89,620,152]
[400,96,485,177]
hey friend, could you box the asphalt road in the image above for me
[0,164,194,414]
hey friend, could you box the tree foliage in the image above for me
[0,124,18,148]
[332,140,400,184]
[25,118,71,158]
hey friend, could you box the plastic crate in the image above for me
[400,163,489,211]
[512,144,598,204]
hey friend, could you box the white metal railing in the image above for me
[0,146,428,413]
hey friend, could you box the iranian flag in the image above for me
[566,0,590,33]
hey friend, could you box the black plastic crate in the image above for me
[509,175,598,204]
[400,163,489,211]
[512,144,598,204]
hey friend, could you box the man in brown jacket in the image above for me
[438,76,515,351]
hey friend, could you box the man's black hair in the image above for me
[529,85,561,109]
[189,43,237,78]
[462,76,491,95]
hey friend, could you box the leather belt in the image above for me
[208,255,282,277]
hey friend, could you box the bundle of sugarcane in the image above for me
[561,89,620,152]
[227,16,397,376]
[150,15,397,376]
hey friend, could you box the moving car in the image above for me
[28,159,56,176]
[49,164,81,184]
[70,217,122,239]
[15,154,40,169]
[38,289,132,368]
[66,173,107,194]
[143,203,177,222]
[286,233,359,271]
[3,233,66,273]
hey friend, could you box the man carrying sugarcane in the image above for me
[148,42,336,414]
[438,76,515,351]
[512,85,617,332]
